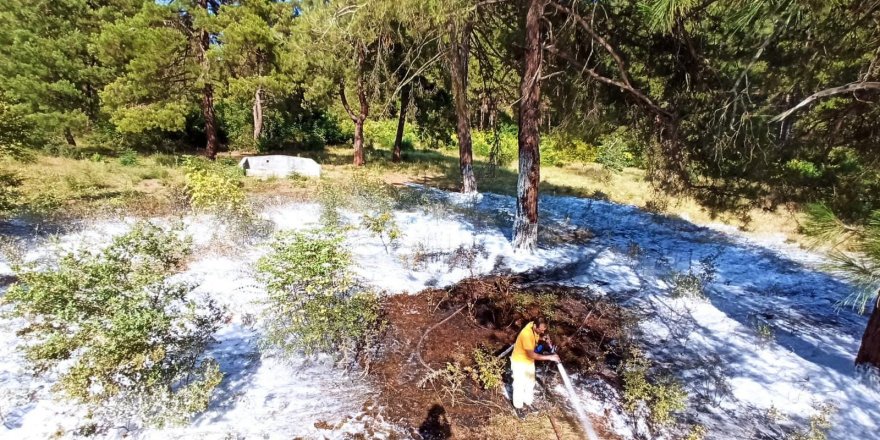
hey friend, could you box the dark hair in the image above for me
[534,316,548,328]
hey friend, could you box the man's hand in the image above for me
[543,353,561,363]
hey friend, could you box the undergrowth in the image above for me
[4,222,224,430]
[621,349,688,428]
[256,227,384,365]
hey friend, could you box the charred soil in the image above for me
[370,274,630,439]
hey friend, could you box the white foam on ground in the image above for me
[1,188,877,439]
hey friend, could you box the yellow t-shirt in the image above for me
[511,322,538,365]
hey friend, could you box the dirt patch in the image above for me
[370,275,630,439]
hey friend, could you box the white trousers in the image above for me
[511,361,536,409]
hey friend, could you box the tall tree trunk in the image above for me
[450,21,477,194]
[856,296,880,369]
[392,82,410,163]
[253,87,263,141]
[353,117,366,166]
[198,0,219,160]
[512,0,546,251]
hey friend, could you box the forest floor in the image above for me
[0,146,805,243]
[1,171,877,439]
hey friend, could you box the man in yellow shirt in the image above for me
[510,317,560,413]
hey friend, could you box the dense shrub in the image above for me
[597,126,638,171]
[621,350,687,427]
[183,157,249,217]
[472,126,517,167]
[0,171,23,218]
[4,223,224,429]
[542,134,599,167]
[364,119,416,150]
[256,227,384,364]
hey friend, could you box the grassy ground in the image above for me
[1,145,804,242]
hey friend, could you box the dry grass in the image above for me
[0,154,186,219]
[232,145,806,244]
[460,409,598,440]
[4,145,805,245]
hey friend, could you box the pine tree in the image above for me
[804,204,880,372]
[96,0,224,158]
[0,0,139,146]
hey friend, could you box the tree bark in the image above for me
[512,0,547,252]
[339,44,369,166]
[253,87,263,141]
[450,21,477,193]
[856,296,880,370]
[353,117,366,166]
[198,0,219,160]
[64,128,76,147]
[392,82,410,163]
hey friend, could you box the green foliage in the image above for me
[784,159,822,180]
[472,126,516,167]
[183,157,250,218]
[318,171,398,227]
[468,347,505,391]
[788,402,836,440]
[621,350,687,426]
[0,170,23,218]
[4,223,223,428]
[542,133,599,167]
[365,119,416,151]
[362,210,401,253]
[119,149,139,166]
[596,127,637,172]
[256,227,383,363]
[803,204,880,313]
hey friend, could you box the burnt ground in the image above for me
[369,275,631,439]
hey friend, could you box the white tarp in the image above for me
[238,155,321,179]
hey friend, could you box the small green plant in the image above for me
[362,210,401,253]
[89,152,105,163]
[256,227,384,364]
[684,424,707,440]
[4,222,223,429]
[468,347,505,391]
[788,402,836,440]
[621,349,687,427]
[753,319,775,345]
[118,148,139,166]
[667,257,717,299]
[419,362,467,407]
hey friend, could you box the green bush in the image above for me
[362,210,401,253]
[542,133,599,166]
[0,171,23,218]
[621,350,687,427]
[596,126,637,171]
[119,149,139,166]
[364,119,416,151]
[318,170,397,227]
[183,157,251,219]
[472,126,517,167]
[468,347,505,391]
[256,228,384,364]
[4,223,224,429]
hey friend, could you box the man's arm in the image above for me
[527,350,560,362]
